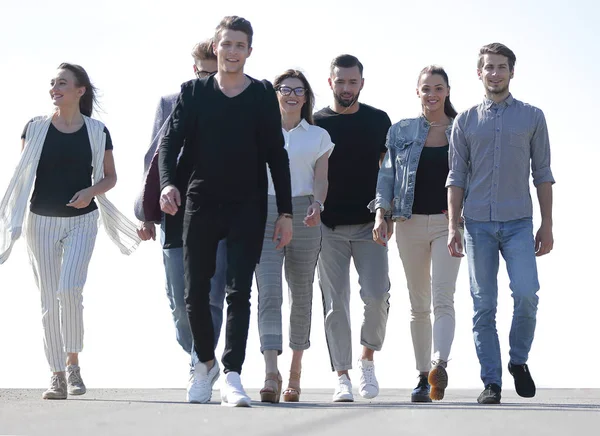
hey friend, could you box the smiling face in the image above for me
[478,53,513,97]
[276,77,306,117]
[49,68,85,108]
[417,72,450,114]
[214,29,252,74]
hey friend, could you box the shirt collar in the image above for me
[483,93,515,110]
[285,118,310,133]
[419,114,454,132]
[298,118,310,131]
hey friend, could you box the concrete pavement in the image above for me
[1,389,599,435]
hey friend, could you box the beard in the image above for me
[334,90,360,108]
[486,82,509,95]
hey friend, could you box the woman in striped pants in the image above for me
[256,70,334,403]
[0,63,139,399]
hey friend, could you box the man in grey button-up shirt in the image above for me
[445,43,555,405]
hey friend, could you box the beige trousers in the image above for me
[395,214,462,372]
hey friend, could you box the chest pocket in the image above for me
[509,127,530,149]
[393,139,413,165]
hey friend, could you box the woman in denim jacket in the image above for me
[370,65,462,403]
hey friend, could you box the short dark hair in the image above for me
[191,39,217,62]
[57,63,98,117]
[274,69,316,125]
[330,54,364,77]
[478,42,517,71]
[214,16,253,47]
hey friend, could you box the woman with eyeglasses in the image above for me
[255,69,334,403]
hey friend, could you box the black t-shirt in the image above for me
[314,104,391,227]
[411,145,450,215]
[21,121,113,217]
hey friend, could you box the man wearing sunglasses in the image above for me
[314,54,392,402]
[134,39,226,371]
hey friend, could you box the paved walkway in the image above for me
[1,389,599,435]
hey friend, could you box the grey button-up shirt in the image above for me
[446,94,555,222]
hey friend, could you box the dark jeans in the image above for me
[183,198,264,374]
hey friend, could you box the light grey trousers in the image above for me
[26,210,99,372]
[255,195,322,354]
[318,222,390,371]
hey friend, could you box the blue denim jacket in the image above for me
[368,115,452,220]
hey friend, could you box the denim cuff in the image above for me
[367,198,391,217]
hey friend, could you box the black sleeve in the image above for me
[103,127,113,150]
[261,80,292,215]
[380,112,392,154]
[21,119,34,139]
[159,81,194,192]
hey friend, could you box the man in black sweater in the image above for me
[314,54,391,402]
[158,16,293,407]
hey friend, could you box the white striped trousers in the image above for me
[26,210,99,372]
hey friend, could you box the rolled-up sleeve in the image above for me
[446,117,469,189]
[530,109,555,187]
[368,126,395,214]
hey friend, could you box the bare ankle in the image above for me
[361,347,375,361]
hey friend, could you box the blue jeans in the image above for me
[464,218,540,387]
[162,238,227,356]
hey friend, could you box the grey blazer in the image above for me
[134,93,178,221]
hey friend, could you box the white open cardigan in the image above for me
[0,114,140,264]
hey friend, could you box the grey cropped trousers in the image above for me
[255,195,322,354]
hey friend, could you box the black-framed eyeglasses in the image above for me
[195,70,215,79]
[277,86,306,97]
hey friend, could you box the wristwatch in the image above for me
[315,200,324,212]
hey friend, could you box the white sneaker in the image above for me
[358,359,379,399]
[186,360,220,403]
[332,374,354,402]
[66,364,86,395]
[221,372,251,407]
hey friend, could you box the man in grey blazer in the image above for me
[135,39,226,364]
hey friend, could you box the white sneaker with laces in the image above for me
[221,372,251,407]
[358,359,379,399]
[66,364,87,395]
[42,373,68,400]
[186,360,220,403]
[332,374,354,402]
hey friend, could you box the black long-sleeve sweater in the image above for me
[158,76,292,217]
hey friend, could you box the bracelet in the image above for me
[314,199,324,212]
[279,213,293,219]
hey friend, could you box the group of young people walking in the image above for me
[0,15,554,407]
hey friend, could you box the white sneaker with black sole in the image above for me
[187,360,220,403]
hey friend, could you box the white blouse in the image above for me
[267,119,335,197]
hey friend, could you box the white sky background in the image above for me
[0,0,598,390]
